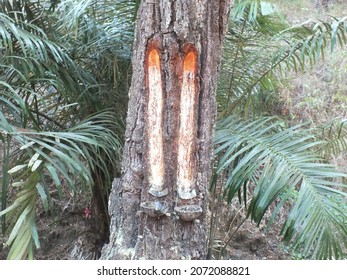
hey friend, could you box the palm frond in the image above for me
[0,10,99,126]
[0,110,122,259]
[214,116,347,259]
[233,0,282,24]
[47,0,133,117]
[316,118,347,159]
[54,0,136,58]
[218,1,347,117]
[0,0,48,29]
[0,170,40,260]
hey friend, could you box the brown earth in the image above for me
[0,186,290,260]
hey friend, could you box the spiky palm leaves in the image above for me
[219,0,347,117]
[318,119,347,159]
[0,112,122,259]
[214,117,347,259]
[0,0,125,259]
[212,1,347,259]
[50,0,136,116]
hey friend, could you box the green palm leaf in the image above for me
[218,1,347,117]
[1,0,130,259]
[316,118,347,159]
[0,110,122,259]
[214,116,347,259]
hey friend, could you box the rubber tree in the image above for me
[101,0,231,260]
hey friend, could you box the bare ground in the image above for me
[0,188,290,260]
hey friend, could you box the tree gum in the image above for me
[147,48,165,193]
[177,49,198,200]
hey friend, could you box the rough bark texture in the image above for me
[100,0,230,260]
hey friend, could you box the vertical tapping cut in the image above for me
[147,48,167,197]
[177,50,198,200]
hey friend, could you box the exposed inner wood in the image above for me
[101,0,231,260]
[147,48,166,197]
[177,50,198,200]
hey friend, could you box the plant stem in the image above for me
[1,136,11,233]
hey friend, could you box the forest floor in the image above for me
[0,192,291,260]
[0,147,290,260]
[0,144,291,260]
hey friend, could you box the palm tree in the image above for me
[213,116,347,259]
[0,0,131,259]
[210,0,347,259]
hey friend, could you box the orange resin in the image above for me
[177,50,198,199]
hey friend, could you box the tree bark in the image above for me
[101,0,230,260]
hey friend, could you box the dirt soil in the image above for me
[1,140,290,260]
[0,189,290,260]
[0,189,90,259]
[208,197,291,260]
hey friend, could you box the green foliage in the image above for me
[0,111,122,259]
[212,0,347,260]
[218,0,347,118]
[50,0,134,116]
[0,0,128,259]
[317,118,347,159]
[214,116,347,259]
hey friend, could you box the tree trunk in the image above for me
[100,0,230,260]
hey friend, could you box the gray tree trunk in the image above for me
[100,0,230,260]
